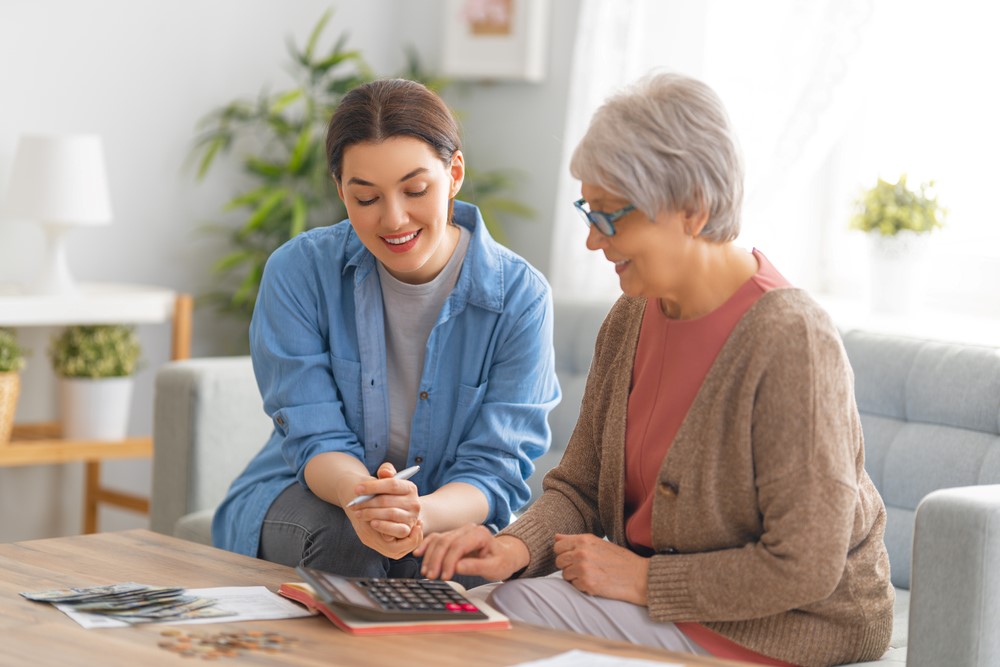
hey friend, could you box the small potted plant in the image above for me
[850,174,947,314]
[49,325,142,441]
[0,328,27,443]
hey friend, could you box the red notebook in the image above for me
[278,582,511,636]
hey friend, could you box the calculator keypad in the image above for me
[355,579,484,617]
[296,565,489,622]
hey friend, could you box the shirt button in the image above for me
[419,391,429,400]
[658,481,678,496]
[275,415,285,426]
[414,456,424,464]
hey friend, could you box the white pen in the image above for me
[345,465,421,508]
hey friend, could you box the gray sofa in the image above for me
[151,299,1000,667]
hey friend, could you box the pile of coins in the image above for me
[157,629,298,660]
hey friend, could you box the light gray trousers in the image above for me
[483,576,710,655]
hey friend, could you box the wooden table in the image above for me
[0,530,756,667]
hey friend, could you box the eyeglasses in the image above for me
[573,198,635,237]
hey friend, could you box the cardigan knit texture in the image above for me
[502,289,894,667]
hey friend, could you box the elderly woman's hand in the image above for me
[554,533,650,605]
[415,524,529,581]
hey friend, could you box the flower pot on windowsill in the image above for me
[867,230,929,316]
[850,174,947,317]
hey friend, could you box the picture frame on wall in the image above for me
[441,0,550,83]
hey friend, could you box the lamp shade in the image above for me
[4,134,112,226]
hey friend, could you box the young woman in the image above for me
[417,73,894,666]
[212,79,560,582]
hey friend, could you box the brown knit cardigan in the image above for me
[502,289,894,667]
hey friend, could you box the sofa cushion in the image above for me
[843,331,1000,590]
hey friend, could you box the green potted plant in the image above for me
[49,325,142,441]
[191,10,531,325]
[850,174,947,314]
[0,328,26,444]
[850,174,947,237]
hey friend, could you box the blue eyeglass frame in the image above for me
[573,198,636,237]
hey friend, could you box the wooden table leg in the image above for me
[83,461,100,534]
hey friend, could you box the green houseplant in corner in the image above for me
[850,174,947,315]
[49,325,142,441]
[191,11,532,325]
[0,328,27,444]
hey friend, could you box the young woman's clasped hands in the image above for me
[344,461,424,560]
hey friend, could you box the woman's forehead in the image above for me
[341,137,442,184]
[580,182,627,207]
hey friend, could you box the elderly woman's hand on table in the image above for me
[415,524,529,582]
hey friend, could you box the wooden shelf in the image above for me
[0,422,152,467]
[0,285,192,533]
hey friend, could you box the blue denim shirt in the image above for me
[212,201,561,557]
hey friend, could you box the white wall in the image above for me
[0,0,581,541]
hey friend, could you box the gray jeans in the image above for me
[259,482,487,588]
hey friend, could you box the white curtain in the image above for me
[548,0,1000,317]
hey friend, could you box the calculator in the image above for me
[295,565,489,622]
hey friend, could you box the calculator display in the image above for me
[296,566,489,622]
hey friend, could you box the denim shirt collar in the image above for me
[343,200,504,313]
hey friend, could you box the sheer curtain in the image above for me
[549,0,1000,319]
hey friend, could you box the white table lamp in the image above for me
[3,134,113,296]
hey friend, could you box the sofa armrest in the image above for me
[907,485,1000,667]
[150,357,272,538]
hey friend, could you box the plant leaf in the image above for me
[244,190,287,232]
[196,136,225,180]
[270,89,304,114]
[304,9,333,63]
[245,158,285,179]
[223,185,276,212]
[287,129,313,174]
[290,195,308,237]
[213,249,255,274]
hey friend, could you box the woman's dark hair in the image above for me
[326,78,461,183]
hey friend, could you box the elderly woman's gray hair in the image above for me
[570,72,744,243]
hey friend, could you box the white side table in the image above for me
[0,282,193,533]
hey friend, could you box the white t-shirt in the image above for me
[375,225,471,468]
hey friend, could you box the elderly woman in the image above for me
[416,73,894,666]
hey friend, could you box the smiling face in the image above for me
[337,136,465,284]
[581,182,701,302]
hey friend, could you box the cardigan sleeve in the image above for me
[500,296,642,577]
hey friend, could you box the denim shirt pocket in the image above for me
[445,380,489,462]
[329,355,362,431]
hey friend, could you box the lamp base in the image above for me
[30,223,78,296]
